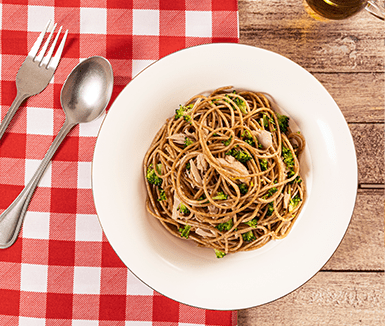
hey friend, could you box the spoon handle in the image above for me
[0,119,76,249]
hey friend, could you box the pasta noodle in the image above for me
[143,87,306,258]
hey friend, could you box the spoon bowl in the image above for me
[61,56,113,123]
[0,56,113,249]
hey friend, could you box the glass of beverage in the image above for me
[305,0,385,20]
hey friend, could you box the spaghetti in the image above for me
[144,87,306,258]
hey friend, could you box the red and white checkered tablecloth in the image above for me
[0,0,239,325]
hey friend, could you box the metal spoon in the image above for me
[0,56,113,249]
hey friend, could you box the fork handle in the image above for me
[0,119,76,249]
[0,91,29,141]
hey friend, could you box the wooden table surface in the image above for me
[237,1,385,325]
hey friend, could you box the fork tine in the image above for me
[35,23,57,64]
[48,29,68,70]
[41,25,63,67]
[28,20,52,59]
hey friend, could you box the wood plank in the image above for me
[350,123,384,185]
[239,0,385,73]
[313,72,384,123]
[237,272,385,325]
[322,188,384,271]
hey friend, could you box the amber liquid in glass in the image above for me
[306,0,367,19]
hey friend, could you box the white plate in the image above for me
[92,43,357,310]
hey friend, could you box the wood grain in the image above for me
[239,0,385,73]
[350,124,384,184]
[238,0,384,325]
[314,73,384,123]
[322,188,384,271]
[238,272,385,325]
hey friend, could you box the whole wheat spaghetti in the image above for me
[144,87,306,258]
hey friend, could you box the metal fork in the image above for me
[0,20,68,140]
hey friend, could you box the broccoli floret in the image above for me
[287,170,302,184]
[262,114,274,129]
[242,230,256,242]
[226,148,252,163]
[184,137,194,148]
[244,138,255,147]
[241,130,252,138]
[157,188,166,201]
[266,202,274,216]
[214,249,226,258]
[177,203,190,215]
[175,104,193,122]
[146,164,162,186]
[224,94,247,114]
[277,113,290,133]
[238,183,248,195]
[216,219,233,232]
[289,194,302,212]
[245,218,258,227]
[260,159,268,171]
[269,187,278,196]
[282,145,294,169]
[179,225,191,239]
[212,191,228,200]
[241,130,256,147]
[175,105,187,119]
[263,115,269,128]
[262,186,277,199]
[222,136,232,146]
[233,96,247,114]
